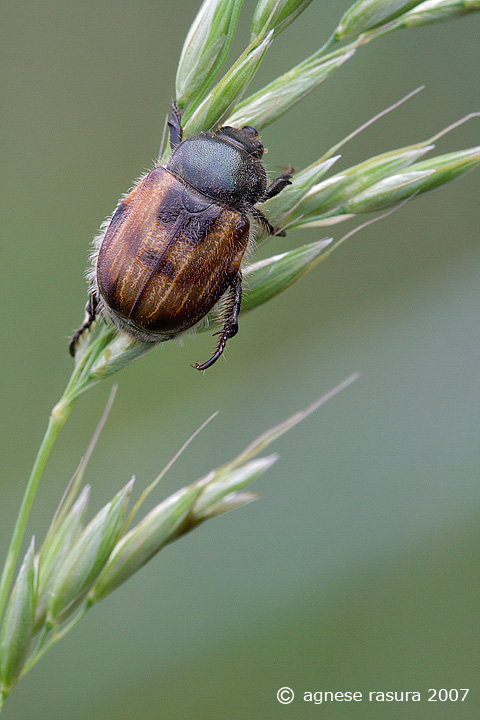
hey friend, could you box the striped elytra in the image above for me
[96,167,249,340]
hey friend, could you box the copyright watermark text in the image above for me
[276,688,470,705]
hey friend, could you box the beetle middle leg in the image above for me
[253,167,294,236]
[69,293,98,357]
[168,102,183,151]
[194,273,242,371]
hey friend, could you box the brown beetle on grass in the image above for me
[70,103,292,370]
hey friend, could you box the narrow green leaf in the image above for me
[346,146,480,212]
[251,0,314,38]
[176,0,244,107]
[48,480,133,624]
[261,156,341,220]
[390,0,480,29]
[202,491,259,518]
[238,239,332,315]
[279,145,433,227]
[193,455,278,519]
[334,0,424,40]
[183,30,274,134]
[0,539,35,697]
[225,48,355,130]
[33,487,90,634]
[89,485,201,603]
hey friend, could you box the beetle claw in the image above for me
[194,326,234,371]
[192,355,220,371]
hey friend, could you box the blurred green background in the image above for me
[2,1,479,717]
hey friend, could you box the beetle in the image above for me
[70,102,292,370]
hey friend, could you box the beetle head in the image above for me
[215,126,264,159]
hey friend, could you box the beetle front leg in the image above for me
[259,167,294,202]
[194,273,242,371]
[69,293,98,357]
[168,101,183,151]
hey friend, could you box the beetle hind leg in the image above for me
[69,294,98,357]
[193,273,242,371]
